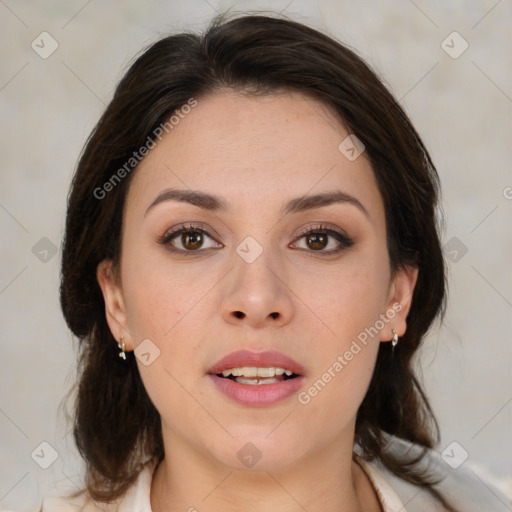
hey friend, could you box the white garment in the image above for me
[37,436,511,511]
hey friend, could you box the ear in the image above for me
[379,265,419,342]
[96,259,132,351]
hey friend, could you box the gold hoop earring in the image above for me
[118,336,127,360]
[391,329,399,352]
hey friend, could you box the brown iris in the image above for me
[182,230,204,250]
[306,233,328,250]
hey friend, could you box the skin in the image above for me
[97,90,418,512]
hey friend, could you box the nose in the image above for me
[220,248,294,329]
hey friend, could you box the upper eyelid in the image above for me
[163,222,218,239]
[294,223,348,237]
[163,222,346,237]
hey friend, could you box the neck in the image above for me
[150,433,378,512]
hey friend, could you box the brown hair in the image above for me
[60,12,453,509]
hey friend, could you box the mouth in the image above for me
[216,366,300,385]
[207,350,305,406]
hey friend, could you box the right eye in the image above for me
[158,223,223,255]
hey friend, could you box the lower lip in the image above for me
[208,374,305,407]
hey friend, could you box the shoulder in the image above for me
[40,461,156,512]
[359,435,512,512]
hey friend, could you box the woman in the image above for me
[42,13,508,512]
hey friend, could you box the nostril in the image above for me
[233,311,245,319]
[270,312,279,319]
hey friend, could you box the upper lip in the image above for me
[208,350,306,376]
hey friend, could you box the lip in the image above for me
[208,350,306,407]
[208,374,305,407]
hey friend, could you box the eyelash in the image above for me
[157,223,354,256]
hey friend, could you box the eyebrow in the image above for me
[144,188,368,218]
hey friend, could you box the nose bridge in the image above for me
[220,233,294,327]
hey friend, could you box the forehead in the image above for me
[126,90,383,220]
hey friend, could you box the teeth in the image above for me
[220,366,294,378]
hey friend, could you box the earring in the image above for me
[118,336,126,360]
[391,329,399,352]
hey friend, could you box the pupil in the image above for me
[183,231,203,250]
[307,233,327,250]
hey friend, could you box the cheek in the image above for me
[120,248,214,401]
[121,246,212,341]
[297,250,391,346]
[296,321,379,447]
[121,256,209,427]
[293,249,389,425]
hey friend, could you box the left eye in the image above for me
[291,227,353,253]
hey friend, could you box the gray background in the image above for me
[1,0,511,510]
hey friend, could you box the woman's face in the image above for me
[98,90,416,472]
